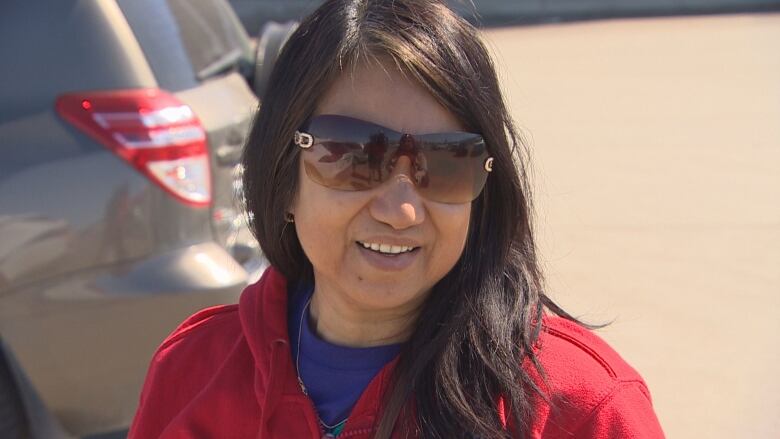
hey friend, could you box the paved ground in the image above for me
[461,0,780,25]
[482,13,779,438]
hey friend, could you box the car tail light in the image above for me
[55,89,211,207]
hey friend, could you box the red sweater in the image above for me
[129,268,665,438]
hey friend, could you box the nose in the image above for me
[368,157,426,230]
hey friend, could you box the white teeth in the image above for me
[359,242,416,254]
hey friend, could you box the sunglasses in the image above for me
[293,115,493,204]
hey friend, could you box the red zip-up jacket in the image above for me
[128,268,665,438]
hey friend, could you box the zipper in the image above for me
[301,393,374,438]
[298,388,327,438]
[265,340,327,438]
[338,427,375,438]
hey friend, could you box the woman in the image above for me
[129,0,664,438]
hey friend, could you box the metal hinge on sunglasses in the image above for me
[294,131,313,149]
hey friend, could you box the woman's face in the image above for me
[290,60,471,318]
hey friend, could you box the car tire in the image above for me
[0,351,29,439]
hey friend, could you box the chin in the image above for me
[348,280,429,310]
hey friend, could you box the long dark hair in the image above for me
[242,1,576,437]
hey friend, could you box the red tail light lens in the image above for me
[55,89,211,207]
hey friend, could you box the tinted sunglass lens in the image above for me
[415,138,489,203]
[300,115,491,203]
[302,115,385,190]
[302,140,375,190]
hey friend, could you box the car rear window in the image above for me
[118,0,251,91]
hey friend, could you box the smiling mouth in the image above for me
[356,241,419,255]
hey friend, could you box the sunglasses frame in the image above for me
[295,128,494,172]
[293,115,495,202]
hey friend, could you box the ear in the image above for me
[287,192,299,219]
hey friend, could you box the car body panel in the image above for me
[0,0,266,437]
[0,243,247,436]
[174,72,259,258]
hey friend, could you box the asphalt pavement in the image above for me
[459,0,780,25]
[482,12,780,438]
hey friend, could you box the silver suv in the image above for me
[0,1,295,437]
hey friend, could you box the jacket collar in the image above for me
[237,267,399,436]
[238,267,290,365]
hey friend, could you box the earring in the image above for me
[284,212,295,223]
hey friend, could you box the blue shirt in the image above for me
[288,285,402,431]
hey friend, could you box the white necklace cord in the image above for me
[295,295,349,431]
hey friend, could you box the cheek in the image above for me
[430,204,471,272]
[291,175,364,266]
